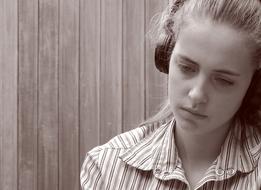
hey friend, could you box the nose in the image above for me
[188,78,208,107]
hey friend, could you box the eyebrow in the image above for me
[176,54,241,77]
[177,54,198,65]
[213,69,241,76]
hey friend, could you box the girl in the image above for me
[81,0,261,189]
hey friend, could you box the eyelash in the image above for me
[215,77,234,86]
[178,64,196,74]
[177,63,235,86]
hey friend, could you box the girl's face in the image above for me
[168,19,255,135]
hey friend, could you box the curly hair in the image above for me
[143,0,261,130]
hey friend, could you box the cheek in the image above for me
[168,71,187,104]
[211,87,249,119]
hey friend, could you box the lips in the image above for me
[180,107,208,119]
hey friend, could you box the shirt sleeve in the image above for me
[80,147,104,190]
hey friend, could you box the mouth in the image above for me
[180,107,208,119]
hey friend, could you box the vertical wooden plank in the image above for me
[38,0,59,189]
[100,0,123,143]
[18,0,38,190]
[122,0,145,131]
[145,0,168,118]
[0,0,18,190]
[59,0,79,189]
[79,0,100,163]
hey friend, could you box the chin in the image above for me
[175,116,199,131]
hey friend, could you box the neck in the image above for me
[175,122,231,165]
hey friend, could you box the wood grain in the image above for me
[38,0,59,189]
[0,0,18,190]
[0,1,170,189]
[123,0,145,132]
[58,0,80,189]
[79,0,101,163]
[100,0,123,143]
[18,0,38,190]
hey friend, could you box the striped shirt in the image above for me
[80,118,261,190]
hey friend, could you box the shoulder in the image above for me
[249,127,261,188]
[80,122,161,189]
[80,118,173,189]
[102,123,159,149]
[85,122,160,159]
[81,121,160,165]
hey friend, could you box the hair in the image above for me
[141,0,261,131]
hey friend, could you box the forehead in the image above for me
[173,19,254,74]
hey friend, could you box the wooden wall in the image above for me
[0,0,168,190]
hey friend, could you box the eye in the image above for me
[178,63,196,74]
[215,77,234,86]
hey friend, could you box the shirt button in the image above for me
[155,168,162,174]
[163,171,170,176]
[226,168,235,175]
[216,168,224,176]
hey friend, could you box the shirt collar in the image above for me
[119,118,261,176]
[119,119,177,171]
[216,119,261,175]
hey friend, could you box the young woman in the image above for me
[81,0,261,189]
